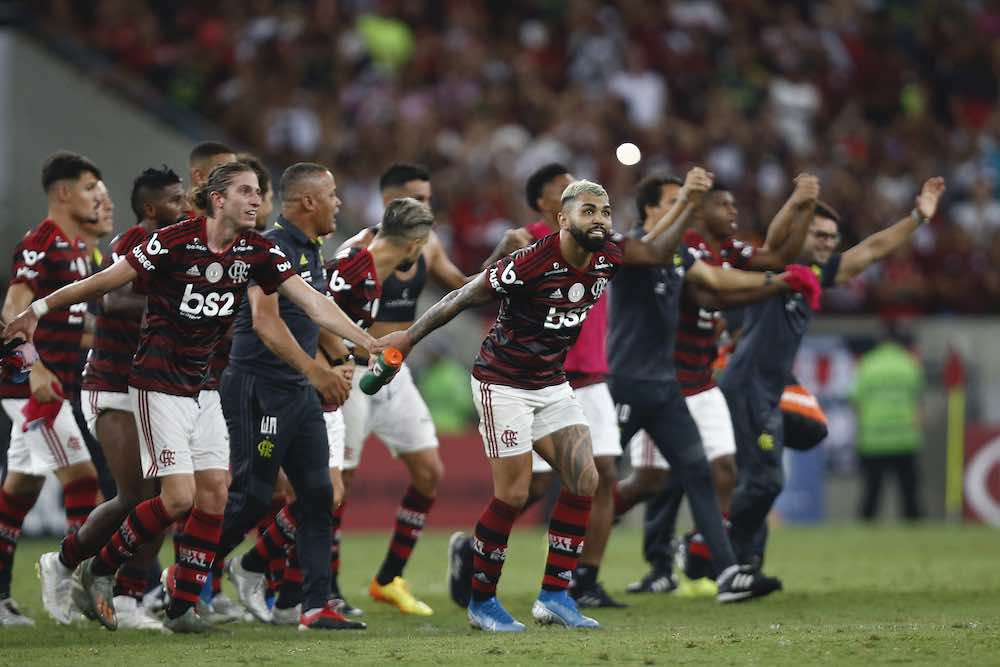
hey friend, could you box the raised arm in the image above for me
[371,271,496,357]
[836,177,945,285]
[425,230,473,289]
[3,258,137,343]
[278,275,375,350]
[481,228,534,269]
[749,174,820,271]
[624,167,714,266]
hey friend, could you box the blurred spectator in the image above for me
[849,325,925,521]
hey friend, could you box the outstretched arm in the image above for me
[685,281,787,310]
[3,258,137,343]
[625,167,714,266]
[750,174,820,270]
[836,177,945,285]
[278,275,375,350]
[425,230,473,289]
[687,259,785,292]
[371,271,495,357]
[481,228,534,269]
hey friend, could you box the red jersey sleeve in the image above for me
[325,247,380,327]
[483,242,542,299]
[126,229,176,291]
[251,236,296,295]
[728,239,756,270]
[9,232,52,294]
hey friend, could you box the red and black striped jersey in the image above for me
[675,229,755,396]
[325,246,381,330]
[473,232,623,390]
[81,225,150,393]
[202,328,232,391]
[0,219,89,398]
[125,217,295,397]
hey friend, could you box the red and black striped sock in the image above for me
[470,497,518,603]
[329,502,345,593]
[114,563,149,601]
[375,486,434,585]
[242,504,297,573]
[62,476,99,533]
[0,489,37,597]
[542,490,592,592]
[59,531,83,570]
[276,545,303,609]
[256,496,286,536]
[167,509,222,618]
[93,497,174,577]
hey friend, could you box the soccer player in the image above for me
[216,163,367,631]
[237,153,273,230]
[0,152,104,626]
[39,166,188,630]
[187,141,237,213]
[718,177,945,581]
[333,163,468,616]
[4,161,375,633]
[373,176,805,631]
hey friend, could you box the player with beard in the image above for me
[714,177,945,586]
[39,166,187,629]
[374,176,809,631]
[5,161,375,633]
[0,152,103,626]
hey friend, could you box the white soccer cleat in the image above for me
[37,551,75,624]
[0,598,35,626]
[226,558,271,622]
[114,596,164,631]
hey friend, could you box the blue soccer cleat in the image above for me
[467,597,525,632]
[531,589,600,628]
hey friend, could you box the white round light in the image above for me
[616,142,641,166]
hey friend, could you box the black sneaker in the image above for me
[716,565,782,603]
[625,569,678,594]
[676,532,714,581]
[570,581,626,608]
[447,532,473,609]
[297,601,367,631]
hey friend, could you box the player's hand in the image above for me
[308,363,352,405]
[330,468,345,510]
[916,177,946,220]
[680,167,714,201]
[3,309,38,345]
[790,174,821,208]
[371,330,412,359]
[28,361,63,403]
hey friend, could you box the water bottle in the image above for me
[359,348,404,395]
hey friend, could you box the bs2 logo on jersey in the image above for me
[179,284,236,319]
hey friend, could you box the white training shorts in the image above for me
[130,387,229,478]
[472,378,588,459]
[628,386,737,470]
[532,382,621,473]
[325,409,345,471]
[340,363,438,471]
[2,398,91,476]
[79,389,132,439]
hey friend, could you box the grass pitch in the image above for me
[1,523,997,665]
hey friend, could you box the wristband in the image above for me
[765,271,775,286]
[30,300,49,317]
[911,208,930,225]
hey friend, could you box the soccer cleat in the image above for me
[368,576,433,616]
[74,557,117,630]
[201,593,243,624]
[447,531,473,609]
[271,603,301,626]
[162,606,218,634]
[0,598,35,626]
[227,557,272,622]
[531,590,600,628]
[330,580,364,616]
[467,597,525,633]
[142,583,167,615]
[37,551,75,624]
[625,569,678,594]
[114,596,164,631]
[297,601,367,631]
[676,574,718,598]
[716,565,782,603]
[570,581,626,608]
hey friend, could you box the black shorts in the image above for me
[607,377,705,470]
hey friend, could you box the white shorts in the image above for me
[627,387,736,470]
[80,389,132,439]
[325,410,345,470]
[2,398,91,476]
[130,387,229,478]
[340,363,438,471]
[532,382,621,473]
[472,378,587,459]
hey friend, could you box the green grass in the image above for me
[1,524,998,665]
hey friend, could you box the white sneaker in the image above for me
[0,598,35,626]
[226,558,271,622]
[37,552,74,624]
[114,596,163,631]
[271,603,301,625]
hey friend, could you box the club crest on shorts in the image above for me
[500,429,518,448]
[568,282,585,303]
[205,262,224,283]
[159,449,176,467]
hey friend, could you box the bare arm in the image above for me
[686,259,783,292]
[1,283,34,325]
[338,228,376,253]
[102,283,146,317]
[836,177,945,285]
[626,167,714,266]
[686,281,787,310]
[425,230,472,289]
[277,275,375,350]
[371,271,495,357]
[750,174,820,270]
[249,286,323,377]
[481,228,534,270]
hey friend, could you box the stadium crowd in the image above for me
[29,0,1000,314]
